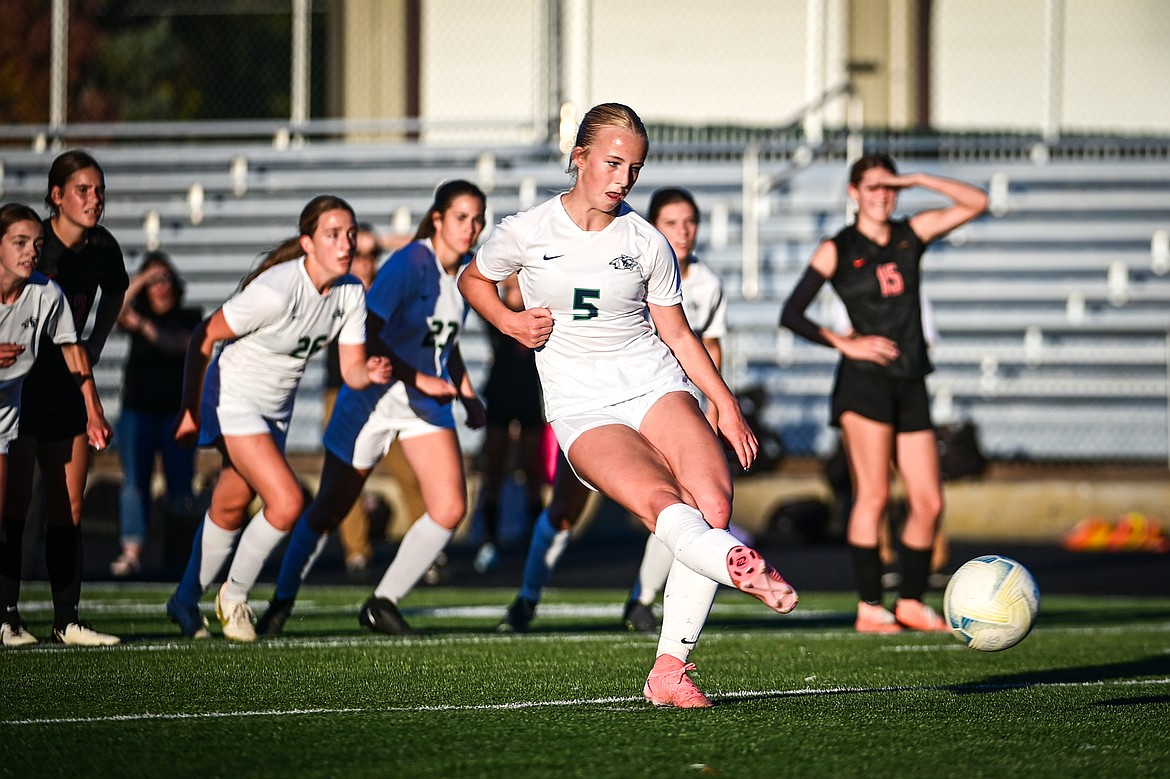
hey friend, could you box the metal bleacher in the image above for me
[2,143,1168,461]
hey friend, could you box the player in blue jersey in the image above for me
[257,180,487,637]
[780,153,987,634]
[0,203,111,647]
[460,103,797,708]
[165,195,391,641]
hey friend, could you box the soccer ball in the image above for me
[943,555,1040,651]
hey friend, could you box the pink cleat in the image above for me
[894,598,950,632]
[726,546,798,614]
[643,654,713,709]
[855,601,903,633]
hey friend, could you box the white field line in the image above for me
[5,677,1170,726]
[11,599,834,620]
[3,598,1169,655]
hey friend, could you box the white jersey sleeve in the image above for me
[0,275,76,415]
[680,260,727,339]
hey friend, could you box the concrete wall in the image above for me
[932,0,1170,134]
[329,0,1170,138]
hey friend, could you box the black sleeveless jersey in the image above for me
[829,218,931,379]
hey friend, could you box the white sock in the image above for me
[630,534,674,606]
[652,503,738,587]
[199,513,241,591]
[373,514,452,603]
[656,558,718,662]
[223,510,287,602]
[518,510,572,602]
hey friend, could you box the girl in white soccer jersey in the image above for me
[460,103,797,709]
[0,203,111,647]
[256,180,487,637]
[165,195,391,641]
[498,186,731,635]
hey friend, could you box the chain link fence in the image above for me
[3,0,327,125]
[5,1,1170,140]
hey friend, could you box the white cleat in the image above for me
[52,622,121,646]
[1,620,39,647]
[215,584,257,643]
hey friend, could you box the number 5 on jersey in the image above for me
[573,288,600,320]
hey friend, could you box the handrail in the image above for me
[0,116,547,148]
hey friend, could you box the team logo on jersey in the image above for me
[21,316,37,329]
[609,254,641,272]
[333,308,345,319]
[852,257,867,268]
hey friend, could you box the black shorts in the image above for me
[19,385,88,442]
[830,360,932,433]
[483,387,544,429]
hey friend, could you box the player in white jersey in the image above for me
[165,196,391,641]
[461,103,797,708]
[256,180,487,638]
[0,203,111,648]
[497,186,735,636]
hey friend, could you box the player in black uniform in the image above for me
[3,150,127,645]
[780,153,987,633]
[472,273,545,573]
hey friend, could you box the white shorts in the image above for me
[325,381,454,470]
[550,376,697,491]
[198,402,290,450]
[198,361,291,448]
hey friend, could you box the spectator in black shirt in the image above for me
[111,251,202,577]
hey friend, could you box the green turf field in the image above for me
[3,584,1168,779]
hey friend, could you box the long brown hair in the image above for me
[566,102,648,176]
[240,195,355,289]
[44,149,104,216]
[412,180,486,242]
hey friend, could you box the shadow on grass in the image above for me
[1035,604,1170,628]
[951,654,1170,694]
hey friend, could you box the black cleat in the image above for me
[622,600,659,633]
[497,596,537,634]
[256,597,296,636]
[358,596,418,636]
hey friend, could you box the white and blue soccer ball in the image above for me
[943,555,1040,652]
